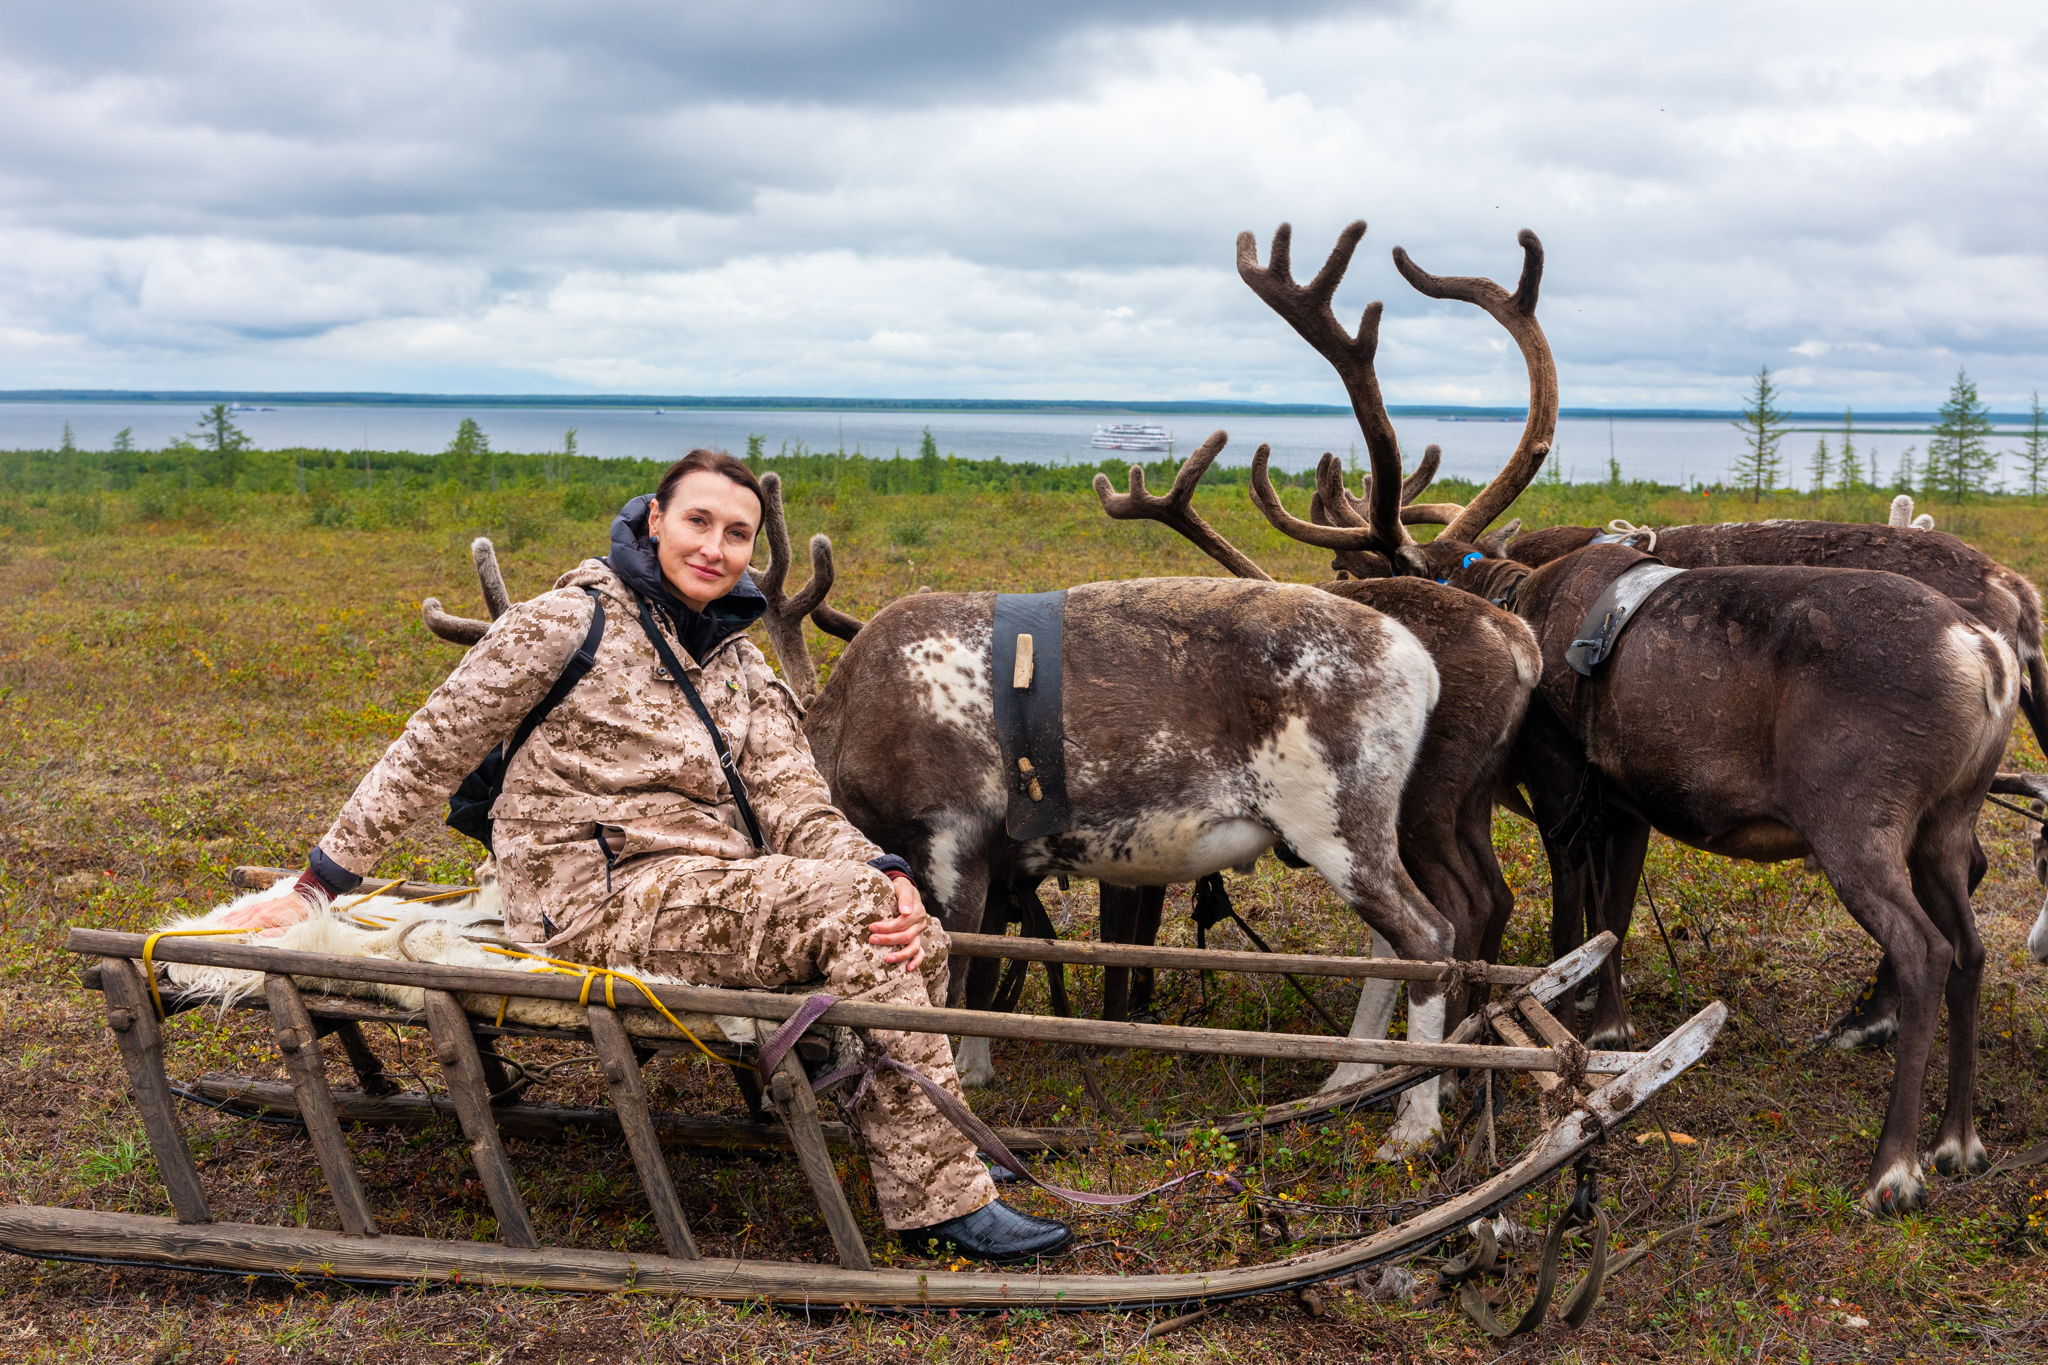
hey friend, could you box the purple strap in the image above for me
[752,992,1242,1209]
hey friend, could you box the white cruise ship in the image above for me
[1090,421,1174,452]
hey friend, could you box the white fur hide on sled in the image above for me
[153,879,758,1045]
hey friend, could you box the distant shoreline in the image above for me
[0,390,2006,425]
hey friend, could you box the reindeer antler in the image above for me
[1313,446,1468,531]
[419,535,506,645]
[755,472,832,704]
[1390,230,1557,542]
[1245,444,1392,582]
[422,597,488,645]
[1237,221,1412,560]
[1092,430,1273,581]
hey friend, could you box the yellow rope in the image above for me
[333,879,408,914]
[140,927,254,1019]
[392,886,481,906]
[480,945,748,1071]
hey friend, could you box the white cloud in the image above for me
[0,0,2044,407]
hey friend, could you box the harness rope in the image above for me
[1604,519,1658,552]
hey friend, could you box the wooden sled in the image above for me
[0,883,1725,1311]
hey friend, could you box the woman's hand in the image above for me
[215,890,313,932]
[868,874,932,973]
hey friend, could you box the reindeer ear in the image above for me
[1476,518,1522,557]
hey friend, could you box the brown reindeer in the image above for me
[1091,432,1540,1091]
[1239,219,2017,1212]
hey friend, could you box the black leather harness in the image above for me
[991,590,1072,839]
[1563,562,1687,677]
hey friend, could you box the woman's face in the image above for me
[648,470,761,610]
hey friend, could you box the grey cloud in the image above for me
[1,1,2044,410]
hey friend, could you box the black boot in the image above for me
[899,1199,1074,1264]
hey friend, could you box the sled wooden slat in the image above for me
[585,1004,699,1261]
[1486,1011,1563,1094]
[422,990,536,1248]
[98,956,211,1225]
[73,929,1637,1075]
[948,932,1545,986]
[768,1049,873,1271]
[263,974,378,1237]
[1515,993,1587,1067]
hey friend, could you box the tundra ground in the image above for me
[2,481,2047,1362]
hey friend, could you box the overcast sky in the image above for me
[2,0,2043,409]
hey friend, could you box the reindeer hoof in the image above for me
[1862,1161,1926,1217]
[1931,1137,1990,1179]
[1820,1013,1898,1052]
[952,1036,996,1090]
[1586,1020,1637,1050]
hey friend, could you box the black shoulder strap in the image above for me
[635,597,766,853]
[506,587,606,758]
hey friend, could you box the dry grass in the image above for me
[2,482,2048,1362]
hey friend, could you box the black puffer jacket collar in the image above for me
[607,494,766,663]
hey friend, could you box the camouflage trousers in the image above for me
[564,852,998,1230]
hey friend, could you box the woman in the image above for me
[225,449,1071,1262]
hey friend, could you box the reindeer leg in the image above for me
[1098,883,1137,1023]
[948,863,1000,1091]
[1828,834,1982,1051]
[1585,814,1652,1050]
[1810,839,1950,1215]
[1824,956,1901,1051]
[1129,884,1164,1020]
[1320,849,1455,1156]
[1912,830,1989,1179]
[1322,929,1398,1092]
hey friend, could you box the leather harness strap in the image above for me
[1564,563,1687,677]
[992,590,1072,840]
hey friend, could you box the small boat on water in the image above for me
[1090,421,1174,452]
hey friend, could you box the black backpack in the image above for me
[446,587,606,851]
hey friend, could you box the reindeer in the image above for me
[423,480,1468,1153]
[1305,413,2045,1057]
[1237,219,2017,1213]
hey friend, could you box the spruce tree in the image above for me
[1896,445,1917,494]
[1731,366,1787,502]
[1838,409,1858,490]
[443,417,489,486]
[2022,391,2047,501]
[1924,368,1995,503]
[917,426,942,493]
[1807,436,1830,494]
[112,427,135,454]
[59,422,76,454]
[188,403,250,486]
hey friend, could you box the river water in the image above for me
[2,400,2035,488]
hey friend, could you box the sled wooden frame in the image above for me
[0,922,1723,1310]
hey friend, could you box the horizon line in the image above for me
[0,389,2019,424]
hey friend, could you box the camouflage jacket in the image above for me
[318,558,882,935]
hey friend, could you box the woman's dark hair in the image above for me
[652,449,766,518]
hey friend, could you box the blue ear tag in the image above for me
[1438,551,1485,585]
